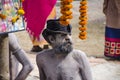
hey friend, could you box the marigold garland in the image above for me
[59,0,73,26]
[79,26,87,31]
[79,0,88,40]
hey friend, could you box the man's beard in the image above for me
[55,42,73,54]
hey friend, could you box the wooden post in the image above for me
[0,34,9,80]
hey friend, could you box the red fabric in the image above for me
[22,0,56,39]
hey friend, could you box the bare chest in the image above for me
[42,55,82,80]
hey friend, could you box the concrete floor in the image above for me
[90,57,120,80]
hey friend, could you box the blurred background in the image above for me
[16,0,105,57]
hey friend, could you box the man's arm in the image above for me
[13,50,33,80]
[9,33,33,80]
[36,54,46,80]
[74,50,93,80]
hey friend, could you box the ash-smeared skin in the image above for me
[9,33,33,80]
[36,33,92,80]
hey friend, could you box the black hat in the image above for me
[42,19,72,43]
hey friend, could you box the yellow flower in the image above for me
[11,16,19,23]
[17,8,25,15]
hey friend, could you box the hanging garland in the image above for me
[59,0,73,26]
[79,0,88,40]
[60,0,88,40]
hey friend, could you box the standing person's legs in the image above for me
[104,26,120,59]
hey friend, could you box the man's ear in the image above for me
[48,36,55,44]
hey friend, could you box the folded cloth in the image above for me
[22,0,57,39]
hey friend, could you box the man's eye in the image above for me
[61,34,66,37]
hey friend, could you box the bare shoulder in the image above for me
[71,49,87,59]
[70,49,89,66]
[36,49,51,61]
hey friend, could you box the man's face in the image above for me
[53,33,73,54]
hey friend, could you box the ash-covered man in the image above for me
[36,19,93,80]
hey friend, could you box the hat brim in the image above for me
[42,29,68,43]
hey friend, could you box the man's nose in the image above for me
[65,35,71,41]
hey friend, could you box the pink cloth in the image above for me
[22,0,56,39]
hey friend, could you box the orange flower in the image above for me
[59,20,69,26]
[0,14,6,20]
[80,1,87,5]
[61,1,70,5]
[80,5,87,10]
[79,9,87,13]
[79,31,87,36]
[79,35,87,40]
[66,15,73,19]
[81,12,87,17]
[60,0,73,26]
[79,16,87,20]
[79,21,87,25]
[61,0,73,3]
[59,16,66,21]
[63,4,73,9]
[60,10,72,16]
[60,15,73,20]
[61,7,70,11]
[79,26,87,31]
